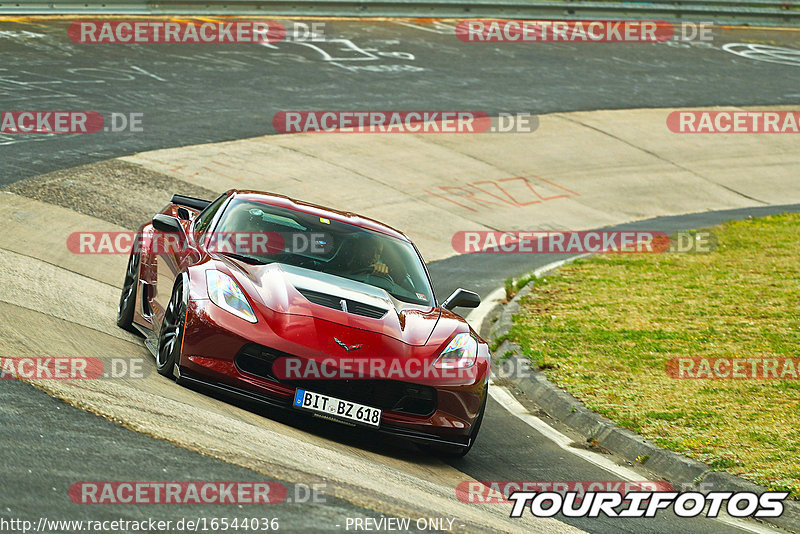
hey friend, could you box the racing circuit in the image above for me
[2,16,800,534]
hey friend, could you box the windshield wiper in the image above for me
[214,251,268,265]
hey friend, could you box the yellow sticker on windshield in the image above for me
[320,217,330,224]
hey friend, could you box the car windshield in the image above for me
[210,198,434,306]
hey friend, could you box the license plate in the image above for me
[293,389,381,428]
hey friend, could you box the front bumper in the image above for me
[178,299,489,445]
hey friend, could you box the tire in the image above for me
[156,280,187,379]
[423,385,488,457]
[117,252,142,336]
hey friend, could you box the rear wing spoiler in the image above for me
[171,194,211,211]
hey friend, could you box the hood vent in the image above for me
[297,288,388,319]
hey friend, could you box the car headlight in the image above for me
[434,333,478,369]
[206,270,257,323]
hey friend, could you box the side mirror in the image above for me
[152,214,183,233]
[442,288,481,311]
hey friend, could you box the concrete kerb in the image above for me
[490,260,800,533]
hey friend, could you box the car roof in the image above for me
[230,190,410,242]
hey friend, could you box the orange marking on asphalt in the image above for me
[0,17,36,23]
[1,15,799,32]
[719,24,800,31]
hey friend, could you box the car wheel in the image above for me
[117,252,142,335]
[424,385,488,457]
[156,280,187,379]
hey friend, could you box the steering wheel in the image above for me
[352,266,395,285]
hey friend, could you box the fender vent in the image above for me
[297,288,387,319]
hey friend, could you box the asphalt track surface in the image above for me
[1,379,427,533]
[2,18,800,183]
[3,16,800,534]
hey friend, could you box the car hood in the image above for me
[227,261,444,346]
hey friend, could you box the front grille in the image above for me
[235,343,436,417]
[297,288,388,319]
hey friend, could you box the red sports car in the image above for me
[117,190,489,455]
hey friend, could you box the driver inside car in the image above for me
[343,235,390,277]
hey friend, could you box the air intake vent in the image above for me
[234,343,281,381]
[297,288,388,319]
[297,288,341,309]
[347,301,388,319]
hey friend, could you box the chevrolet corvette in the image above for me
[117,190,489,455]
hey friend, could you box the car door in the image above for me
[153,193,228,332]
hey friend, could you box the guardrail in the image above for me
[0,0,797,26]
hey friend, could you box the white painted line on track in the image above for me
[465,260,781,534]
[488,383,646,481]
[489,382,778,534]
[712,514,783,534]
[466,286,506,335]
[465,260,647,481]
